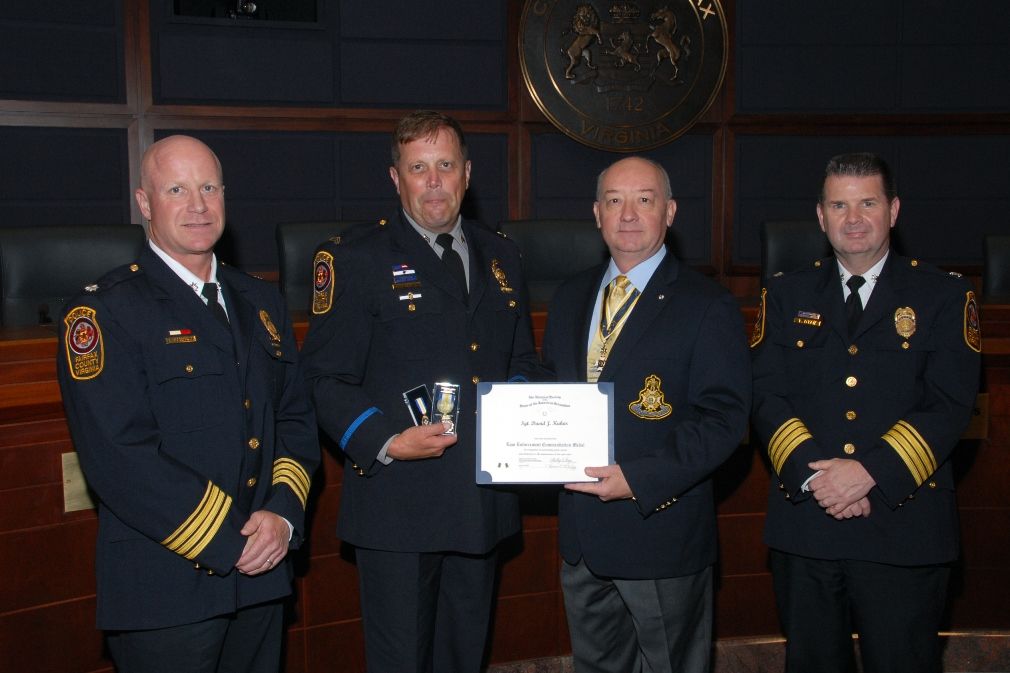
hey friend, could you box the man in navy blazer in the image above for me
[541,156,751,673]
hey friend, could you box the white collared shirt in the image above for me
[148,240,228,319]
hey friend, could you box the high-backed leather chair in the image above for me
[497,219,608,309]
[759,220,832,284]
[275,220,373,313]
[983,234,1010,302]
[0,224,146,327]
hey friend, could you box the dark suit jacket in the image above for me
[542,249,751,579]
[57,246,319,630]
[300,211,541,554]
[752,254,981,565]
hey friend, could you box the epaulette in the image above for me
[83,261,144,294]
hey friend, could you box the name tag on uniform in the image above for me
[792,311,822,327]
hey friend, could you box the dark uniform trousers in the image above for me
[58,247,319,673]
[751,255,980,673]
[301,212,541,673]
[542,250,751,673]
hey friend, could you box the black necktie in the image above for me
[845,275,866,336]
[201,282,230,327]
[436,233,468,300]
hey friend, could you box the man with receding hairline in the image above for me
[58,134,318,673]
[542,156,751,673]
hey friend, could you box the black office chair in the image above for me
[497,219,608,310]
[759,220,832,284]
[0,224,146,327]
[275,220,374,313]
[983,234,1010,302]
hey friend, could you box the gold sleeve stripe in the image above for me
[273,457,311,509]
[162,482,232,560]
[768,418,812,474]
[882,420,937,486]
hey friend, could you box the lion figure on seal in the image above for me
[563,3,602,79]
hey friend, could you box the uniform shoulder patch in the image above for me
[750,288,767,348]
[964,291,981,353]
[63,306,105,380]
[312,249,336,315]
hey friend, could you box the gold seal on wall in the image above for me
[520,0,728,152]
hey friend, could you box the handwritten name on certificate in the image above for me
[475,382,614,484]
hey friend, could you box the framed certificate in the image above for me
[476,382,614,484]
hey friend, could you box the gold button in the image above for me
[928,481,937,489]
[207,569,214,576]
[901,342,909,350]
[845,376,857,387]
[843,443,855,454]
[248,438,260,449]
[408,304,416,312]
[845,410,856,421]
[470,342,479,352]
[246,477,257,487]
[814,260,822,267]
[472,376,480,384]
[911,259,919,266]
[796,340,805,348]
[130,264,139,272]
[848,345,858,355]
[508,300,517,308]
[185,364,194,373]
[244,399,252,409]
[193,562,201,570]
[275,350,283,357]
[379,219,387,226]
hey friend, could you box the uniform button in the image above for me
[408,304,416,312]
[843,443,855,454]
[246,477,257,487]
[911,259,919,267]
[248,438,260,449]
[928,481,937,489]
[130,264,139,272]
[508,300,517,308]
[472,376,481,384]
[845,410,857,421]
[275,350,282,357]
[796,340,805,348]
[901,342,909,350]
[845,376,858,387]
[185,364,194,373]
[193,562,201,570]
[470,342,479,352]
[244,399,252,409]
[848,345,858,355]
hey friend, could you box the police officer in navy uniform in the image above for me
[300,111,540,673]
[751,152,981,673]
[541,156,751,673]
[57,135,319,673]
